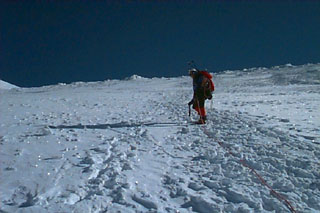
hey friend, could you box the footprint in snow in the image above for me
[132,194,157,210]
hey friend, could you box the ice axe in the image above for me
[188,99,193,117]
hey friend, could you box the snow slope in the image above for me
[0,64,319,212]
[0,80,18,90]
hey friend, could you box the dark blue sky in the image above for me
[1,1,320,87]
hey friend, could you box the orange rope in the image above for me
[189,78,296,212]
[190,73,296,212]
[202,128,297,213]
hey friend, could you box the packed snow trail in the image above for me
[0,64,319,212]
[201,125,297,212]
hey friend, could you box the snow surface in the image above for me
[0,64,319,212]
[0,80,18,90]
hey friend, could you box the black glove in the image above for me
[188,99,194,106]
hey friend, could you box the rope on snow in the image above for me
[201,127,297,213]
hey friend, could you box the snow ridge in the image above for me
[0,80,18,89]
[125,74,148,80]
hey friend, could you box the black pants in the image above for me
[193,89,205,108]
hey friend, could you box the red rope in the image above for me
[202,128,297,213]
[189,94,296,212]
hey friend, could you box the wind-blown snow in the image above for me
[0,80,18,90]
[0,64,319,212]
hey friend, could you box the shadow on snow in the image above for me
[48,121,187,130]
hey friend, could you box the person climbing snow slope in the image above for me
[188,68,215,124]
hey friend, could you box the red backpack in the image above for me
[199,71,215,92]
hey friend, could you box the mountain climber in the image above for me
[188,68,215,124]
